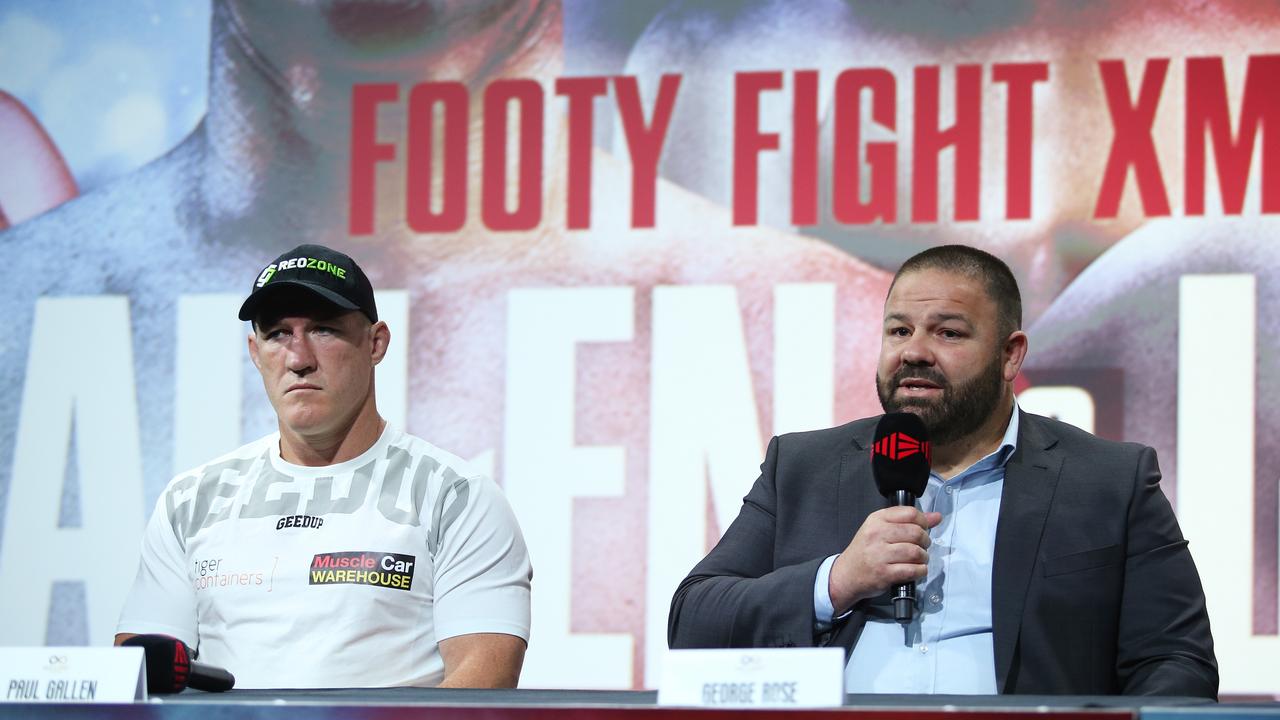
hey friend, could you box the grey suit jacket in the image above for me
[668,411,1218,698]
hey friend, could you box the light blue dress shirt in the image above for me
[813,406,1020,694]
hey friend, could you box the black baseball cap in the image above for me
[238,244,378,323]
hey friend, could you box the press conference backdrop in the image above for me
[0,0,1276,694]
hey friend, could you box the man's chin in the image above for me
[884,401,937,419]
[279,409,333,435]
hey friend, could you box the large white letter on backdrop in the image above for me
[1177,274,1277,694]
[0,297,145,644]
[646,285,767,687]
[173,294,243,473]
[773,283,836,435]
[504,286,635,688]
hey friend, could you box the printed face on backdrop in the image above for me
[621,0,1280,317]
[222,0,546,75]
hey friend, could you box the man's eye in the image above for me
[889,327,910,337]
[940,329,962,339]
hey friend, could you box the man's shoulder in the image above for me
[775,416,878,454]
[387,429,488,482]
[1019,411,1151,461]
[166,433,278,487]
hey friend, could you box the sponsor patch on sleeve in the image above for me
[309,551,416,591]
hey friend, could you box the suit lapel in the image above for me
[830,419,888,651]
[838,420,885,545]
[991,413,1063,692]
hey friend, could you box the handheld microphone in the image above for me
[122,634,235,693]
[870,412,932,623]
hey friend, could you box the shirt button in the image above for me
[919,644,929,654]
[944,485,955,495]
[930,594,941,605]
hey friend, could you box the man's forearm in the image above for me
[437,633,526,688]
[669,558,829,649]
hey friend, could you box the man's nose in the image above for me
[900,334,934,366]
[285,337,317,374]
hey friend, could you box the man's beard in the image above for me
[876,354,1005,445]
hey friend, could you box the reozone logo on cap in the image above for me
[310,551,415,591]
[255,257,349,288]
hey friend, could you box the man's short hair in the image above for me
[890,245,1022,339]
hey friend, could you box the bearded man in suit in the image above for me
[668,244,1216,698]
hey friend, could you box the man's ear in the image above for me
[369,321,391,366]
[1002,330,1029,382]
[247,332,262,371]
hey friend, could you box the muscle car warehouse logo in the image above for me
[309,551,416,591]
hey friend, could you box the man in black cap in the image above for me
[115,244,532,689]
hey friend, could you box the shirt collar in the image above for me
[993,402,1020,468]
[935,403,1020,483]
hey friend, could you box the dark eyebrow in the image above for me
[931,312,974,328]
[882,312,974,328]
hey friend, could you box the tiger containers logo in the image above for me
[310,551,415,591]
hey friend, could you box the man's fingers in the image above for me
[886,562,930,583]
[877,506,943,532]
[878,522,931,548]
[880,542,929,566]
[908,510,942,530]
[836,507,938,604]
[878,505,923,523]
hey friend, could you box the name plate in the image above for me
[0,647,146,703]
[658,648,844,708]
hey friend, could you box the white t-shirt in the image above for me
[117,425,531,688]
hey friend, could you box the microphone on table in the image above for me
[122,634,235,693]
[870,412,932,624]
